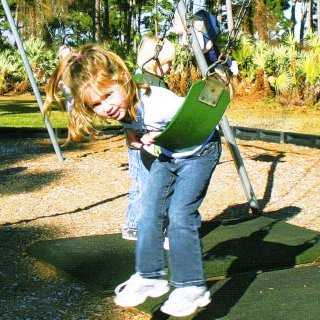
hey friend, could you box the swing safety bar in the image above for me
[177,0,260,213]
[1,0,64,162]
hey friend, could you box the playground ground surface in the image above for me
[0,130,319,319]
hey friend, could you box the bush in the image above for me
[0,37,58,95]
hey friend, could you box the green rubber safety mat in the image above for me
[27,217,320,294]
[137,266,320,319]
[155,79,230,153]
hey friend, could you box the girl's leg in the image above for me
[167,136,221,287]
[159,136,221,317]
[136,160,175,277]
[123,148,149,239]
[115,152,171,308]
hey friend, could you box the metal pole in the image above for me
[177,0,260,212]
[1,0,64,162]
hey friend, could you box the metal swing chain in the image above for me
[224,0,251,53]
[50,0,67,43]
[35,0,56,41]
[184,1,196,89]
[35,0,66,43]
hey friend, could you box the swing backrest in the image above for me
[133,72,168,88]
[154,77,230,153]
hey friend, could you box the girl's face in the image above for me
[85,83,128,121]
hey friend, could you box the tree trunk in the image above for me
[30,4,37,37]
[103,0,110,40]
[94,0,101,43]
[243,1,254,37]
[138,0,142,35]
[131,0,138,52]
[291,0,297,36]
[126,0,134,52]
[306,0,312,31]
[225,0,234,32]
[299,1,308,49]
[318,0,320,37]
[254,0,268,41]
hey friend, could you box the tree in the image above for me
[300,1,309,48]
[251,0,290,43]
[253,0,268,41]
[103,0,110,39]
[318,0,320,37]
[306,0,313,31]
[225,0,234,32]
[93,0,101,42]
[291,0,298,35]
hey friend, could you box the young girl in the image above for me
[44,44,221,317]
[136,36,175,82]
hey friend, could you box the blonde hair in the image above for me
[45,44,148,143]
[137,37,175,73]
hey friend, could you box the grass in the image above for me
[0,96,67,128]
[0,95,119,129]
[227,93,320,135]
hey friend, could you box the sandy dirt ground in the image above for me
[0,132,319,319]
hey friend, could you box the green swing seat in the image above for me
[133,71,168,88]
[133,73,230,156]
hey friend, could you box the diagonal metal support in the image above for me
[1,0,64,162]
[177,0,260,213]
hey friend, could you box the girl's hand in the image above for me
[125,129,143,149]
[140,131,161,145]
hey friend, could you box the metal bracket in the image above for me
[198,78,226,107]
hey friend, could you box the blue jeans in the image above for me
[124,148,149,230]
[136,132,222,287]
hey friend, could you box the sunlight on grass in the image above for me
[0,111,67,128]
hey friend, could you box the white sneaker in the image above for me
[114,273,170,307]
[122,228,138,241]
[163,237,169,251]
[160,286,211,317]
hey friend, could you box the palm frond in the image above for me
[268,70,293,94]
